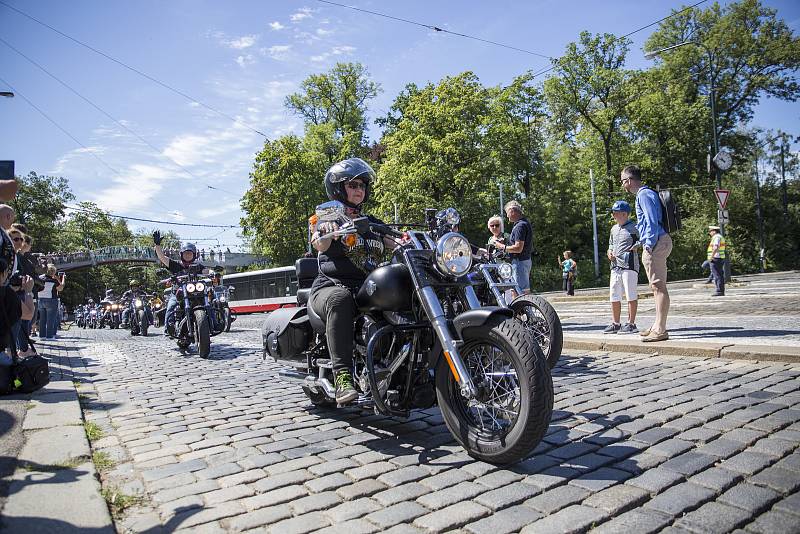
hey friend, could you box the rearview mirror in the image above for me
[315,200,346,223]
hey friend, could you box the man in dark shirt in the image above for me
[495,200,533,295]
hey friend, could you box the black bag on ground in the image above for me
[12,353,50,393]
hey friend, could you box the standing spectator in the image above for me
[495,201,533,295]
[604,201,640,334]
[0,204,15,230]
[486,215,510,249]
[621,165,672,342]
[37,264,64,339]
[560,251,577,296]
[707,225,726,297]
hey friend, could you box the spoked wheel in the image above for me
[436,317,553,465]
[509,294,563,369]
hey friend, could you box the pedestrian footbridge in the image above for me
[45,246,268,272]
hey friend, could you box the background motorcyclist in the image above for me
[309,158,398,405]
[121,279,151,326]
[153,231,207,336]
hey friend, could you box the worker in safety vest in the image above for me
[707,225,726,297]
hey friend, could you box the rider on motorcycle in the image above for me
[153,232,208,336]
[309,158,399,405]
[121,279,151,326]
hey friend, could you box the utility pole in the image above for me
[590,169,600,281]
[780,141,789,223]
[754,158,766,273]
[499,182,504,218]
[393,202,399,224]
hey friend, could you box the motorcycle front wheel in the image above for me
[224,308,232,332]
[139,310,149,336]
[509,294,563,369]
[193,309,211,359]
[436,316,553,465]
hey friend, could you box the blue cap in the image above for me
[611,200,631,213]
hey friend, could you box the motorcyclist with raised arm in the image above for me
[153,231,207,336]
[309,158,400,405]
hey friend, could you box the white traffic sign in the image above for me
[718,209,730,225]
[714,189,730,209]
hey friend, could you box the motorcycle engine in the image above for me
[358,363,390,399]
[355,316,382,354]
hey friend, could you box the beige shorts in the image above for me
[642,233,673,288]
[610,269,638,302]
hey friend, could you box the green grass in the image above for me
[21,455,89,472]
[84,421,104,442]
[73,380,81,389]
[92,451,115,472]
[101,487,143,519]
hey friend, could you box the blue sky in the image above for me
[1,0,798,251]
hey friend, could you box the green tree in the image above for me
[544,31,633,191]
[11,171,75,253]
[286,62,381,142]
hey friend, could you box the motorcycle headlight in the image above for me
[135,299,143,308]
[186,283,196,293]
[435,232,472,278]
[498,262,514,281]
[219,296,227,303]
[195,282,205,292]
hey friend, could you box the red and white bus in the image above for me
[223,266,298,314]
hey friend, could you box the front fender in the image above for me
[452,307,513,339]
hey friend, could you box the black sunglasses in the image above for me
[346,181,367,190]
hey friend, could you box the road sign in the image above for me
[718,209,730,225]
[714,189,730,209]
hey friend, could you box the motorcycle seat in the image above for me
[296,288,311,306]
[306,298,326,334]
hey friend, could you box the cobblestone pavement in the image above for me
[54,318,800,534]
[553,272,800,346]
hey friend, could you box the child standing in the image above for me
[604,201,640,334]
[560,251,576,296]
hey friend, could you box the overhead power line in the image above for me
[313,0,552,60]
[0,0,268,139]
[530,0,709,80]
[64,205,241,228]
[0,35,239,200]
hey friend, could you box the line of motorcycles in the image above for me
[74,280,236,349]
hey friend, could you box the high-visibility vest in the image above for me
[707,234,726,260]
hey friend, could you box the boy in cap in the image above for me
[707,225,726,296]
[604,200,640,334]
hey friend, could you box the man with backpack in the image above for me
[621,165,673,342]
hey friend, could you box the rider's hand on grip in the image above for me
[318,222,340,239]
[153,230,163,246]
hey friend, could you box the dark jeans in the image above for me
[165,295,179,335]
[310,286,356,375]
[711,258,725,295]
[562,274,574,296]
[38,297,59,339]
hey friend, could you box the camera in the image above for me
[8,271,22,288]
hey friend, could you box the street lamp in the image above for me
[646,40,732,280]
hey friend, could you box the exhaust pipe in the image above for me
[278,369,336,398]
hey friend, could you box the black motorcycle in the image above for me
[469,230,563,369]
[263,201,553,464]
[99,300,122,328]
[125,293,152,336]
[162,266,223,358]
[75,305,87,328]
[212,285,235,332]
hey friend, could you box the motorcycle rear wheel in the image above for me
[509,294,563,369]
[436,316,553,465]
[194,309,211,359]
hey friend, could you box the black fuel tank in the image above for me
[356,263,413,312]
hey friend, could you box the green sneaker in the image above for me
[334,371,358,405]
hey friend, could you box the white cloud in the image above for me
[90,164,171,212]
[290,7,313,22]
[228,34,258,49]
[262,44,292,60]
[269,21,285,30]
[316,28,332,36]
[311,45,356,62]
[235,54,256,68]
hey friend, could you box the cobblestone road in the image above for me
[54,317,800,534]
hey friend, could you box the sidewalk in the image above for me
[0,336,114,533]
[544,271,800,363]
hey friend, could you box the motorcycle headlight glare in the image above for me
[195,282,205,292]
[435,232,472,278]
[219,296,227,302]
[498,263,514,281]
[135,299,143,308]
[186,283,196,293]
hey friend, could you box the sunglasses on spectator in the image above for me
[345,181,367,190]
[489,224,500,228]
